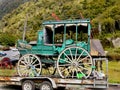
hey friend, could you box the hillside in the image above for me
[0,0,30,19]
[0,0,120,46]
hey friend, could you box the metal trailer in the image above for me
[0,74,108,90]
[0,57,108,90]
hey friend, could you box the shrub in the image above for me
[0,33,17,46]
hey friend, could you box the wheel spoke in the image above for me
[23,55,29,64]
[78,56,89,63]
[29,55,32,64]
[36,69,41,73]
[25,70,29,76]
[69,48,73,60]
[34,63,41,67]
[78,65,89,71]
[76,50,85,61]
[59,58,71,63]
[29,56,34,64]
[63,52,72,62]
[59,64,71,67]
[31,58,38,65]
[28,55,31,65]
[20,60,27,66]
[77,68,87,78]
[75,48,78,60]
[21,69,28,76]
[29,69,35,76]
[65,69,70,78]
[19,66,27,71]
[72,69,75,78]
[61,67,70,73]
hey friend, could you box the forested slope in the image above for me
[0,0,30,19]
[0,0,120,46]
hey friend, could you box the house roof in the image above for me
[90,39,105,56]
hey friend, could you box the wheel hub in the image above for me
[72,60,79,68]
[26,65,31,70]
[24,83,32,90]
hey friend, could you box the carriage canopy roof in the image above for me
[42,19,90,33]
[42,19,90,25]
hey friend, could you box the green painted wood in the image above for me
[17,19,91,56]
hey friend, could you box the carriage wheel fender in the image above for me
[22,80,35,90]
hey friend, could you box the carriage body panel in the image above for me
[17,19,91,56]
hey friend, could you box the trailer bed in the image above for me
[0,76,108,89]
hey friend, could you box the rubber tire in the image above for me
[22,80,35,90]
[39,81,53,90]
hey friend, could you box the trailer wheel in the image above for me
[22,80,35,90]
[39,81,53,90]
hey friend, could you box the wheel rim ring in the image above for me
[23,82,32,90]
[17,54,42,77]
[57,46,93,78]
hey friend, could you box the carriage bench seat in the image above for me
[17,40,32,49]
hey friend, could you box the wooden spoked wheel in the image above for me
[17,54,42,77]
[57,46,93,79]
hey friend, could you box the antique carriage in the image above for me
[17,19,94,79]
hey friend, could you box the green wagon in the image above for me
[17,19,93,79]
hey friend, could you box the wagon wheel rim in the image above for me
[17,54,42,77]
[57,46,93,78]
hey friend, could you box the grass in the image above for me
[108,61,120,83]
[0,68,16,76]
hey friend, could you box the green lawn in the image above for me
[108,61,120,83]
[0,68,16,76]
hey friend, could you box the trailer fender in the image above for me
[21,77,57,89]
[44,77,57,89]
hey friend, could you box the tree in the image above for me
[0,33,17,46]
[82,0,87,9]
[101,17,115,33]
